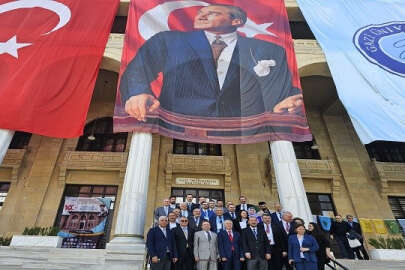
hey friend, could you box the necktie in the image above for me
[183,228,188,239]
[211,35,227,67]
[266,224,272,244]
[231,212,235,219]
[207,231,211,242]
[228,231,234,251]
[164,206,168,216]
[162,228,166,238]
[252,228,257,239]
[286,222,290,233]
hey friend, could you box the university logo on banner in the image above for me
[114,0,312,144]
[354,21,405,77]
[0,0,119,138]
[297,0,405,144]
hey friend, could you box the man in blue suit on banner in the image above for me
[120,4,303,122]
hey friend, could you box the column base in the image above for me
[106,236,146,255]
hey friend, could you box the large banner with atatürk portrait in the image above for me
[113,0,312,144]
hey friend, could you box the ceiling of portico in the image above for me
[301,75,339,112]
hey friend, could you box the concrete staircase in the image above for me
[2,247,405,270]
[0,246,146,270]
[337,259,405,269]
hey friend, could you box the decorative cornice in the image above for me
[59,151,128,183]
[371,160,405,196]
[269,158,341,194]
[166,154,231,174]
[0,149,26,182]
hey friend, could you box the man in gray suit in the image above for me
[154,198,173,222]
[194,220,218,270]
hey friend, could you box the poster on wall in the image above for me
[57,197,111,249]
[113,0,312,144]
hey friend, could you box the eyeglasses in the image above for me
[180,220,188,223]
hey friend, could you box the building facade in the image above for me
[1,0,404,245]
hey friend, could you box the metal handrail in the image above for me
[326,258,350,270]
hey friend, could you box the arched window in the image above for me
[293,140,320,159]
[366,141,405,163]
[9,131,32,149]
[76,117,127,152]
[173,139,221,156]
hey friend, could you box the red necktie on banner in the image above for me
[0,0,119,138]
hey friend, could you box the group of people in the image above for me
[147,195,367,270]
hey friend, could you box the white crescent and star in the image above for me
[0,0,71,59]
[138,0,277,41]
[1,0,276,59]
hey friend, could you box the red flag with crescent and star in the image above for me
[114,0,312,144]
[0,0,119,138]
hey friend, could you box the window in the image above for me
[173,139,221,156]
[76,117,127,152]
[171,188,224,204]
[9,132,31,149]
[307,193,336,216]
[293,140,321,159]
[366,141,405,163]
[388,196,405,236]
[0,183,10,211]
[388,197,405,219]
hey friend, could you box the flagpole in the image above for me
[0,129,14,165]
[270,140,313,225]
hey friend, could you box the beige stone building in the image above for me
[1,0,404,246]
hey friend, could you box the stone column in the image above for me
[0,129,14,165]
[107,132,152,255]
[270,140,313,224]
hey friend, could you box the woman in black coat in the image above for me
[308,222,334,270]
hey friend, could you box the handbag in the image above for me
[347,238,361,248]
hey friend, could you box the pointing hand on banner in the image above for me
[273,94,303,113]
[125,94,160,122]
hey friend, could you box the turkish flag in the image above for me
[0,0,119,138]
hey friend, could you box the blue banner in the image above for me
[297,0,405,144]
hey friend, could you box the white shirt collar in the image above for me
[204,31,237,46]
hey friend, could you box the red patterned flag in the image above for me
[0,0,119,138]
[114,0,311,144]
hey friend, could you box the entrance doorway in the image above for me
[171,188,224,204]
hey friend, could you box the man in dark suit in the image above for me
[218,220,245,270]
[179,202,191,219]
[278,211,294,270]
[330,214,354,259]
[169,196,178,209]
[270,203,283,225]
[171,216,195,270]
[189,208,204,231]
[260,214,286,270]
[201,202,215,221]
[242,216,271,270]
[346,214,369,260]
[121,4,303,122]
[146,216,174,270]
[236,195,255,214]
[185,194,198,213]
[209,207,231,233]
[225,204,241,233]
[154,199,173,222]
